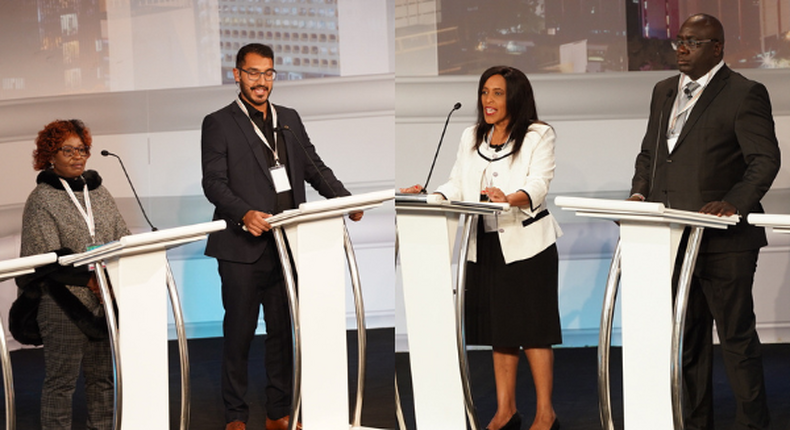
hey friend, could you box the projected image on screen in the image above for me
[626,0,790,71]
[0,0,109,100]
[219,0,340,83]
[0,0,341,101]
[434,0,629,75]
[397,0,789,76]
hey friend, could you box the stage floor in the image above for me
[6,330,789,429]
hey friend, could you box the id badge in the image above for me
[270,164,292,193]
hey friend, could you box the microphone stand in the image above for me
[100,150,157,231]
[422,102,462,193]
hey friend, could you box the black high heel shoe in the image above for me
[549,417,560,430]
[487,412,521,430]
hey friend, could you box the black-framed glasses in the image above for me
[58,146,90,158]
[238,67,277,81]
[671,39,717,51]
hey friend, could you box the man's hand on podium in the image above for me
[699,201,737,217]
[349,211,364,222]
[242,210,273,236]
[615,194,646,225]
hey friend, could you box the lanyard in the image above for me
[667,66,716,134]
[235,98,281,165]
[668,84,704,133]
[60,177,95,241]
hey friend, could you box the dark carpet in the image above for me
[5,331,788,429]
[396,344,790,430]
[6,328,395,429]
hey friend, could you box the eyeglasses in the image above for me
[238,67,277,81]
[671,39,717,51]
[58,146,90,158]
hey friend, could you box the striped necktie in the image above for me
[669,81,701,138]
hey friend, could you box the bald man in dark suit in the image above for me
[629,14,779,430]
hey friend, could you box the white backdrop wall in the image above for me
[395,69,790,350]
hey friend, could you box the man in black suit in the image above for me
[201,43,362,430]
[629,14,779,430]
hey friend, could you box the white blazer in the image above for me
[436,123,562,264]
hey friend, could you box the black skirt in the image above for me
[464,223,562,348]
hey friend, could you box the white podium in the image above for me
[0,252,59,430]
[748,213,790,233]
[395,194,508,430]
[555,196,738,430]
[58,220,227,430]
[266,190,393,430]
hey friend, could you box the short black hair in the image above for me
[236,44,275,69]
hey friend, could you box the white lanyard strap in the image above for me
[236,98,281,165]
[668,68,715,133]
[60,177,95,241]
[668,85,703,132]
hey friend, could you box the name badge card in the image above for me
[270,164,292,193]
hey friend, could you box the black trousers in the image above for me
[680,248,770,430]
[218,238,293,424]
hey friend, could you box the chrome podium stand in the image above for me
[0,252,59,430]
[58,220,226,430]
[555,196,738,430]
[395,194,508,430]
[267,190,393,430]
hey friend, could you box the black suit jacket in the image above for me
[201,100,351,263]
[631,65,780,252]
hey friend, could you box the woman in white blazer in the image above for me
[402,66,562,430]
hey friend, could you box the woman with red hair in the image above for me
[12,119,129,429]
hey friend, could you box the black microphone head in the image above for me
[453,102,462,110]
[101,150,110,156]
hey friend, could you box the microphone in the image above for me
[101,150,158,231]
[274,125,339,199]
[422,102,462,193]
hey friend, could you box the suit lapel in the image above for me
[230,101,274,185]
[675,66,730,149]
[658,79,678,155]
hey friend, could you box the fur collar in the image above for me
[37,169,102,191]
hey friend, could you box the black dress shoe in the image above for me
[499,412,522,430]
[485,411,522,430]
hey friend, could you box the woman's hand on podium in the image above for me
[399,184,423,194]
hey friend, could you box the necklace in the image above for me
[488,142,506,152]
[486,128,510,152]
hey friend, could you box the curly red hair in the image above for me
[33,119,92,171]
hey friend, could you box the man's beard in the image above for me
[241,82,271,107]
